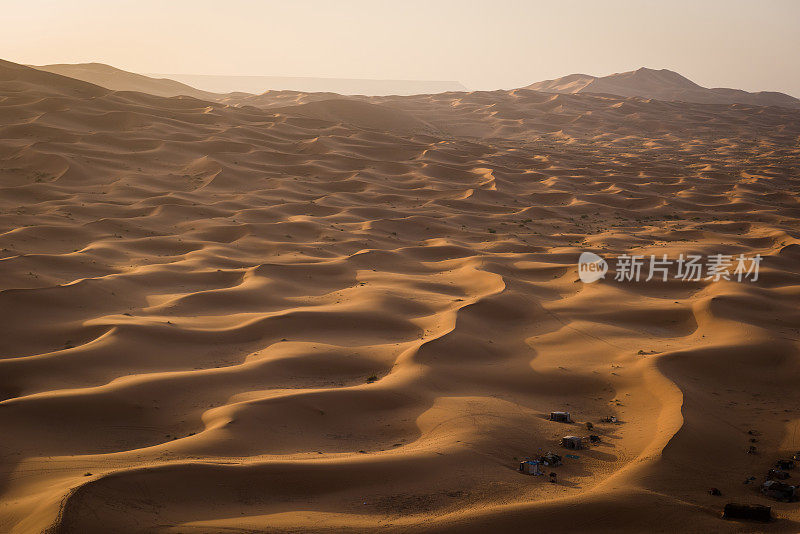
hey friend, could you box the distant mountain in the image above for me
[31,63,219,99]
[147,73,467,96]
[30,63,467,98]
[526,67,800,108]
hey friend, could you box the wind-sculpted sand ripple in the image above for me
[0,59,799,532]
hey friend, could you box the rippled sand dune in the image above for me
[1,58,799,533]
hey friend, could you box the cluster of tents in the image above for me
[722,454,799,523]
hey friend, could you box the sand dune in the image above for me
[1,57,800,533]
[31,63,218,100]
[527,67,800,108]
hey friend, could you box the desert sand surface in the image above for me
[1,57,800,533]
[527,67,800,108]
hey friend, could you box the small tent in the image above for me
[775,459,796,470]
[761,480,797,502]
[767,468,791,480]
[549,411,572,423]
[518,459,542,475]
[722,503,771,522]
[539,452,562,466]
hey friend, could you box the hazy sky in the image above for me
[4,0,799,95]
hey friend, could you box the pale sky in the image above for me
[3,0,799,95]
